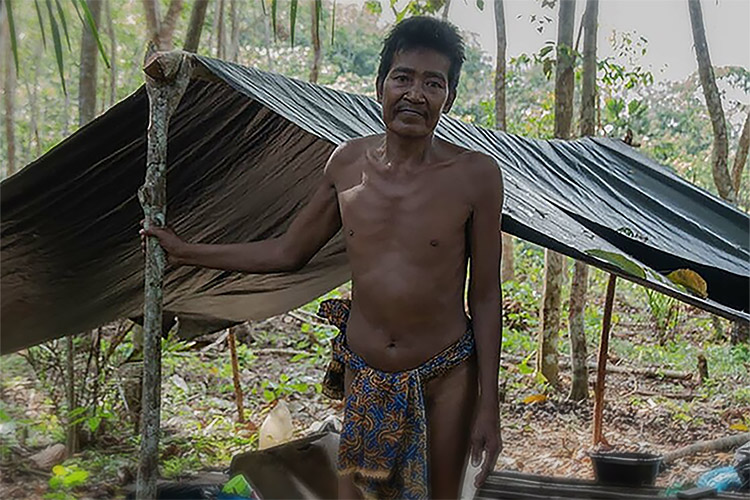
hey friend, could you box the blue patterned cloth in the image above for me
[318,299,475,500]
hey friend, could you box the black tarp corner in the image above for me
[1,55,748,354]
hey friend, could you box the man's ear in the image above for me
[442,90,457,114]
[376,78,384,103]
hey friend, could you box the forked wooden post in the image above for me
[136,50,191,500]
[593,274,617,446]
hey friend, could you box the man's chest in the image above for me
[336,169,471,245]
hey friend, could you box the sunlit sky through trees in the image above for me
[362,0,749,84]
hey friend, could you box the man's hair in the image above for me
[377,16,465,94]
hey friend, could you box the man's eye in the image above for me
[394,75,409,82]
[427,81,444,89]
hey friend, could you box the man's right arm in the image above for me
[142,152,344,273]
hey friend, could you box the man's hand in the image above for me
[140,224,187,266]
[470,408,502,488]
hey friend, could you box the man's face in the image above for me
[377,48,456,138]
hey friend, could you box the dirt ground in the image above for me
[1,310,748,498]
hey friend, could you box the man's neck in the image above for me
[383,130,435,171]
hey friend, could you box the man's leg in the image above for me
[425,354,479,499]
[338,368,363,500]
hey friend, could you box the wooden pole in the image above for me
[136,49,191,500]
[593,274,617,446]
[228,327,246,423]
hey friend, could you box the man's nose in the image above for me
[404,84,426,103]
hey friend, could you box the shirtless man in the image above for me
[143,17,503,499]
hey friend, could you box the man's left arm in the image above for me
[467,154,504,487]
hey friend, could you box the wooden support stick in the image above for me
[136,49,191,500]
[228,327,245,423]
[593,274,617,446]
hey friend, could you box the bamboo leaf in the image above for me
[289,0,298,47]
[45,0,67,95]
[271,0,277,42]
[69,0,84,23]
[259,0,267,16]
[55,0,72,50]
[330,0,336,45]
[34,0,49,49]
[585,249,646,279]
[4,0,19,70]
[76,0,110,68]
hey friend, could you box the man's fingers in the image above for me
[470,438,484,467]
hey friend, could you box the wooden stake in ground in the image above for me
[136,49,191,500]
[228,326,245,423]
[593,274,617,446]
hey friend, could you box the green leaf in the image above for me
[68,406,87,418]
[76,0,110,68]
[45,0,67,95]
[68,0,84,23]
[54,0,72,50]
[5,0,19,70]
[585,249,646,279]
[289,0,298,46]
[62,468,89,488]
[259,0,267,16]
[87,416,101,433]
[539,45,554,58]
[34,0,49,49]
[476,0,485,10]
[365,0,382,14]
[263,389,276,402]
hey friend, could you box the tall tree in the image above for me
[183,0,210,53]
[494,0,514,282]
[142,0,184,51]
[538,0,575,386]
[104,0,117,106]
[2,8,16,178]
[687,0,733,202]
[229,0,240,62]
[568,0,598,402]
[731,110,750,196]
[310,0,322,83]
[79,0,103,126]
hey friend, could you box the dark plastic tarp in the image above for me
[1,55,748,354]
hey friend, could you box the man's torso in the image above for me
[327,135,484,372]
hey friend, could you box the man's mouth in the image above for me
[397,108,425,117]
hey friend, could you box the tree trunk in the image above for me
[65,335,79,454]
[579,0,598,137]
[537,249,564,385]
[568,0,597,402]
[2,14,16,177]
[183,0,209,53]
[141,0,161,49]
[229,0,239,62]
[538,0,576,387]
[554,0,576,140]
[142,0,183,51]
[731,110,749,197]
[688,0,733,202]
[442,0,452,20]
[494,0,514,282]
[79,0,103,127]
[105,0,117,107]
[731,319,749,345]
[215,0,225,59]
[136,51,192,500]
[158,0,183,51]
[309,0,321,83]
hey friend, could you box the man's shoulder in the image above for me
[325,135,382,175]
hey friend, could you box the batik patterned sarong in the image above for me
[317,298,475,500]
